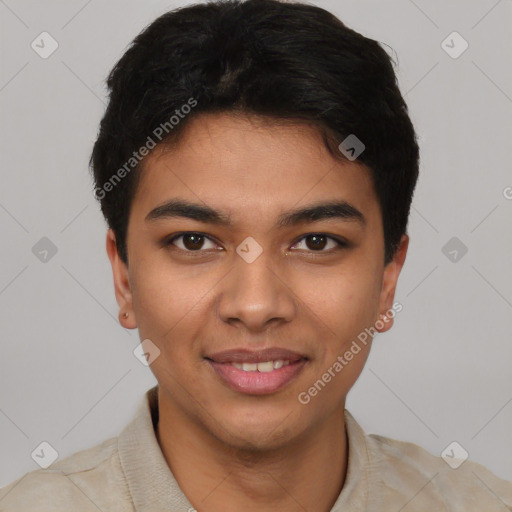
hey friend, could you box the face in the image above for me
[107,112,408,451]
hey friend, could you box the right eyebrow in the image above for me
[145,199,231,226]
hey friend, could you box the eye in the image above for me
[164,232,347,254]
[165,232,219,252]
[291,233,347,252]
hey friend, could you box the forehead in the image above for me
[130,112,379,228]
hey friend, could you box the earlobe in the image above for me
[106,229,137,329]
[376,234,409,333]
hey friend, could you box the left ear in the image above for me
[376,234,409,333]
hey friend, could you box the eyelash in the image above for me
[163,231,348,255]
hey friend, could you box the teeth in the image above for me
[257,361,274,372]
[231,360,293,372]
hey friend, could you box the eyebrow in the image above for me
[145,198,366,227]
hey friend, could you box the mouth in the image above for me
[204,348,309,395]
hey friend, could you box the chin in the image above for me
[224,430,294,454]
[215,413,303,452]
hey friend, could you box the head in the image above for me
[91,0,419,450]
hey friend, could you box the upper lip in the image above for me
[205,348,307,364]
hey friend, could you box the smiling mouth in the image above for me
[205,358,302,372]
[204,356,308,394]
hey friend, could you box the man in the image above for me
[1,0,511,510]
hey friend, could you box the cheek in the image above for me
[130,266,209,387]
[129,256,210,342]
[297,264,381,350]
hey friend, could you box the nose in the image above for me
[216,247,297,333]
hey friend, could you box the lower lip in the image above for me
[206,359,307,395]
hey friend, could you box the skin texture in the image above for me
[106,112,408,512]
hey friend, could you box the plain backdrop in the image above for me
[1,0,511,487]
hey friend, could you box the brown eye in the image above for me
[167,232,218,251]
[291,234,346,252]
[305,234,328,250]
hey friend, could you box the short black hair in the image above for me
[90,0,419,265]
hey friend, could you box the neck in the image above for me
[156,392,348,512]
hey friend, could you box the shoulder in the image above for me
[367,432,512,510]
[0,436,133,511]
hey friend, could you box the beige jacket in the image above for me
[1,385,511,511]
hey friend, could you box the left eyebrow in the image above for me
[145,198,366,227]
[276,200,366,227]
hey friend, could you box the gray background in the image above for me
[1,0,511,488]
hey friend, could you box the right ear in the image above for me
[106,229,137,329]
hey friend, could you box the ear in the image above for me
[106,229,137,329]
[375,234,409,333]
